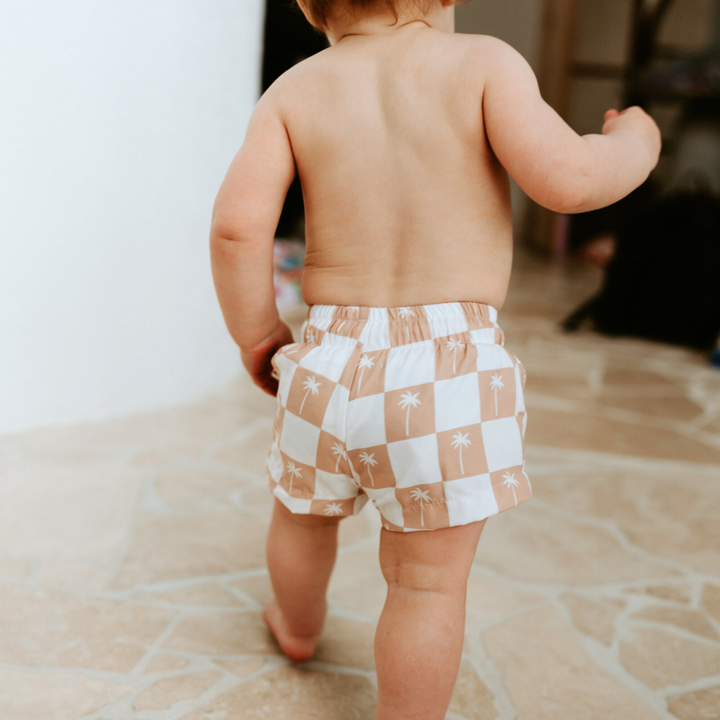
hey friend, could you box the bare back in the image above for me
[275,27,513,309]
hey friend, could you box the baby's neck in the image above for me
[325,2,454,44]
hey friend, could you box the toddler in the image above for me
[210,0,661,716]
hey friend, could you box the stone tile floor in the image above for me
[2,252,720,719]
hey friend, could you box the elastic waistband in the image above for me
[302,301,503,352]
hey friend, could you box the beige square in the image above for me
[435,335,479,380]
[278,451,316,498]
[282,342,315,364]
[317,430,351,476]
[350,349,389,400]
[338,345,362,391]
[491,466,531,512]
[310,497,355,517]
[286,367,336,428]
[479,368,516,420]
[385,383,436,443]
[396,482,449,530]
[347,444,395,489]
[303,325,325,345]
[389,318,433,347]
[329,309,366,341]
[437,424,489,480]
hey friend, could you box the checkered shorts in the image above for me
[266,301,531,532]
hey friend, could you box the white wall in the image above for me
[0,1,263,435]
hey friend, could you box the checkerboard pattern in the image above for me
[266,301,531,532]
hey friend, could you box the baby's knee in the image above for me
[380,558,466,597]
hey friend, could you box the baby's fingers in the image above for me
[604,108,620,121]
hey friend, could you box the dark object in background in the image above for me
[262,0,328,238]
[563,189,720,350]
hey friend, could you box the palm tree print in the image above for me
[323,502,343,516]
[451,431,471,475]
[398,390,421,436]
[357,355,375,394]
[446,338,465,375]
[410,488,432,527]
[398,307,415,340]
[359,451,378,486]
[489,373,505,416]
[299,375,321,414]
[502,472,520,506]
[286,461,302,493]
[332,442,346,472]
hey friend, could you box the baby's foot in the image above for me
[262,600,320,663]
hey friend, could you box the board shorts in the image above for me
[266,301,531,532]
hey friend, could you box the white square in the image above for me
[444,474,498,526]
[314,468,358,499]
[469,328,497,348]
[481,417,524,473]
[365,487,405,527]
[358,308,391,351]
[346,392,387,450]
[434,374,481,432]
[514,366,526,414]
[387,435,443,488]
[474,343,514,372]
[279,410,321,467]
[425,303,469,339]
[322,384,350,438]
[274,354,299,407]
[384,343,436,392]
[299,346,353,383]
[273,484,312,514]
[266,443,284,482]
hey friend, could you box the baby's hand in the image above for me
[240,321,296,397]
[602,107,662,166]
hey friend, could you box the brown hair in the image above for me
[298,0,437,31]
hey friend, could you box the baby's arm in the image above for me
[210,86,296,395]
[481,39,661,214]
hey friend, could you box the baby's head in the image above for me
[296,0,456,34]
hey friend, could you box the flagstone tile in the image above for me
[229,574,274,607]
[561,593,621,646]
[619,627,720,689]
[313,616,376,670]
[535,468,720,575]
[448,660,498,720]
[212,425,274,476]
[329,544,386,619]
[214,657,267,677]
[474,505,678,586]
[630,606,720,642]
[133,670,222,711]
[483,605,663,719]
[145,653,189,673]
[525,407,720,463]
[163,611,277,656]
[0,670,133,720]
[179,665,376,720]
[0,585,173,672]
[667,684,720,720]
[0,555,33,580]
[153,466,245,511]
[595,395,704,421]
[113,510,269,589]
[625,583,693,605]
[702,583,720,622]
[0,463,143,583]
[465,574,545,626]
[132,581,250,608]
[338,511,375,546]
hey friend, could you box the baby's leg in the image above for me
[375,519,487,720]
[264,498,342,662]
